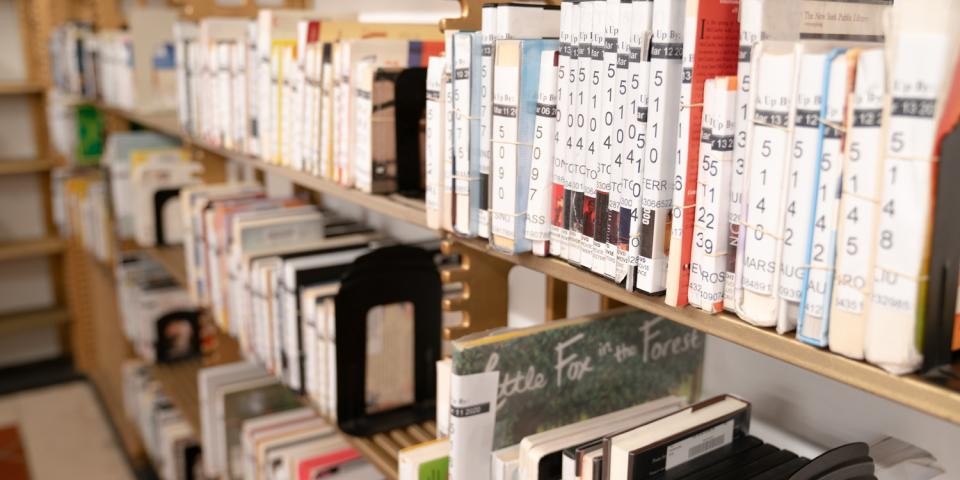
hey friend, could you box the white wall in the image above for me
[311,0,459,24]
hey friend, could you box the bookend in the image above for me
[922,125,960,372]
[154,309,202,363]
[440,238,512,339]
[335,245,442,436]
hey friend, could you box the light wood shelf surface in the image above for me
[0,158,55,175]
[0,236,65,262]
[0,307,69,336]
[0,82,44,95]
[142,246,187,287]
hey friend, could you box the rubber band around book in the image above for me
[491,140,535,147]
[752,120,793,132]
[450,174,481,180]
[738,221,782,241]
[452,109,481,120]
[489,210,528,218]
[840,191,879,203]
[679,102,705,110]
[886,154,940,163]
[874,265,930,282]
[818,117,846,132]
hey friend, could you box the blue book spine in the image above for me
[798,47,847,347]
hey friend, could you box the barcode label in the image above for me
[665,419,734,470]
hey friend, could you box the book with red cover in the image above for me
[664,0,739,307]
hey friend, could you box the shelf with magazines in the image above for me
[452,237,960,426]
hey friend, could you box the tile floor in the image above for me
[0,381,133,480]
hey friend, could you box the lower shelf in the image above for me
[0,307,68,336]
[149,333,434,480]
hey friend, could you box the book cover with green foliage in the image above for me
[451,308,704,450]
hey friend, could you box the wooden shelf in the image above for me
[453,237,960,425]
[0,82,44,95]
[152,358,204,433]
[142,246,187,287]
[0,236,65,262]
[0,159,55,175]
[91,102,960,426]
[0,307,68,336]
[95,103,184,138]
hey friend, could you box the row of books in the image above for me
[49,8,180,113]
[172,12,442,194]
[197,361,380,480]
[423,0,960,375]
[122,360,200,480]
[117,252,200,364]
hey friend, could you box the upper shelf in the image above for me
[90,102,960,426]
[0,159,56,176]
[0,82,44,96]
[0,236,65,262]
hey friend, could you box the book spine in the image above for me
[567,1,592,266]
[725,0,761,312]
[526,50,560,255]
[636,0,684,294]
[354,62,374,193]
[246,23,259,155]
[492,40,523,253]
[829,48,884,360]
[612,0,635,283]
[600,0,623,278]
[582,0,606,271]
[447,371,500,480]
[777,51,827,333]
[320,46,335,179]
[798,50,851,346]
[625,0,654,291]
[479,7,498,239]
[443,49,456,233]
[736,45,798,327]
[866,31,952,374]
[426,57,446,230]
[552,1,574,260]
[453,32,481,237]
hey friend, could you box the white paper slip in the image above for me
[776,47,828,334]
[636,0,684,294]
[625,0,654,291]
[690,76,736,314]
[526,50,560,254]
[566,0,593,267]
[829,48,884,360]
[453,32,482,237]
[866,11,960,374]
[425,56,446,230]
[735,42,798,328]
[797,49,852,347]
[447,371,500,480]
[479,5,498,240]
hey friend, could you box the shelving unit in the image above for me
[84,101,960,428]
[0,158,56,175]
[0,82,45,95]
[0,307,69,336]
[0,236,65,262]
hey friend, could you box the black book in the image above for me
[661,435,763,480]
[747,456,809,480]
[678,444,780,480]
[713,449,798,480]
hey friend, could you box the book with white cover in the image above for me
[797,48,853,346]
[435,358,451,438]
[491,39,559,254]
[583,0,610,274]
[130,149,202,248]
[426,56,447,230]
[865,0,960,374]
[492,446,520,480]
[689,77,736,314]
[604,395,749,480]
[174,22,198,133]
[607,0,633,280]
[567,0,593,267]
[452,31,483,237]
[635,0,685,294]
[198,362,268,479]
[551,0,576,261]
[624,0,654,290]
[734,41,799,328]
[775,45,830,334]
[517,396,684,480]
[525,50,559,256]
[398,438,451,480]
[829,48,884,360]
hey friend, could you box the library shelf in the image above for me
[90,100,960,427]
[149,329,432,480]
[0,158,55,176]
[0,82,44,95]
[0,236,65,262]
[453,237,960,425]
[0,307,69,336]
[142,246,187,287]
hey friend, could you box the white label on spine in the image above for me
[527,52,558,243]
[779,53,825,304]
[801,53,849,328]
[492,63,520,241]
[740,51,795,297]
[448,371,500,480]
[454,33,474,235]
[833,50,883,315]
